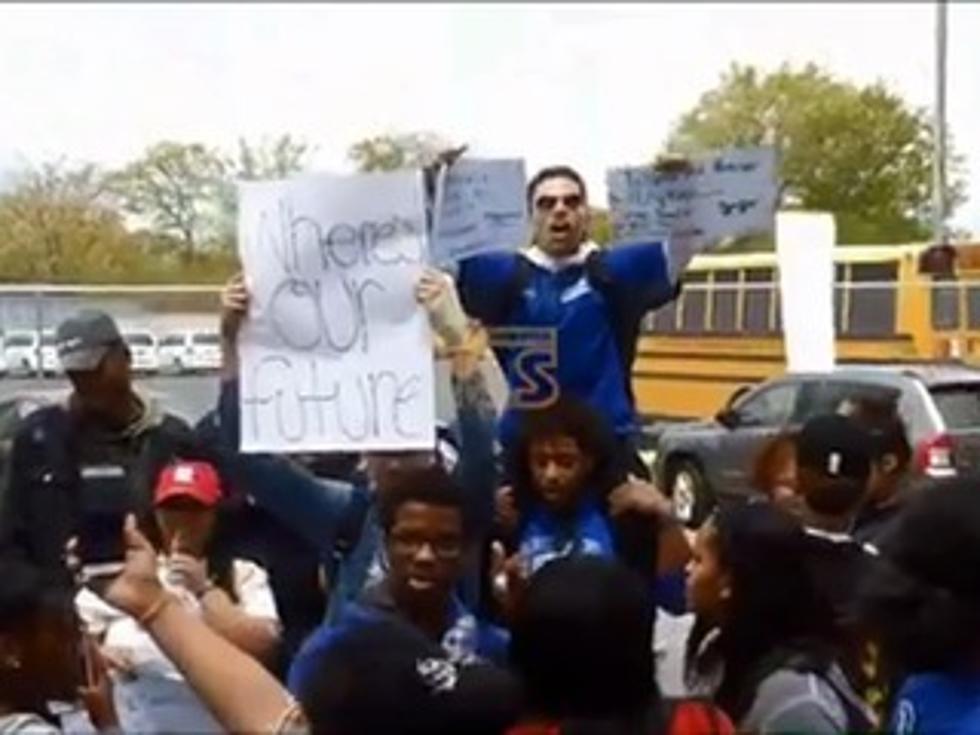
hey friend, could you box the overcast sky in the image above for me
[1,2,977,234]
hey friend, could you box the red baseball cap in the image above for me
[154,461,223,507]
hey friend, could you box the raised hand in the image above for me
[220,271,250,342]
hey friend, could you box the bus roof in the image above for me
[686,241,980,271]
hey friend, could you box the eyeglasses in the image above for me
[534,194,583,212]
[389,532,462,560]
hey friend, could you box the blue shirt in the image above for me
[517,496,687,614]
[891,673,980,734]
[287,582,509,694]
[457,242,675,442]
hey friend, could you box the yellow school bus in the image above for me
[633,242,980,420]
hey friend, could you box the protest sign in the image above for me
[431,157,527,264]
[237,170,435,452]
[606,147,777,252]
[776,211,836,373]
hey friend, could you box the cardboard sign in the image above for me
[776,211,837,372]
[431,158,527,264]
[607,147,777,251]
[237,170,435,452]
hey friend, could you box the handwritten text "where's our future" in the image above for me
[238,177,435,453]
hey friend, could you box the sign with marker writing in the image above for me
[237,170,435,452]
[606,147,777,252]
[777,211,836,373]
[431,158,528,264]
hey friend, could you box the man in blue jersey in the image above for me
[455,164,693,476]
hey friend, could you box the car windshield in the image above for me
[929,384,980,431]
[125,333,153,347]
[192,333,220,346]
[40,333,55,346]
[5,334,34,347]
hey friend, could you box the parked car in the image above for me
[188,331,222,371]
[39,330,64,376]
[157,330,221,374]
[123,330,160,374]
[654,363,980,526]
[3,331,40,377]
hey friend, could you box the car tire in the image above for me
[666,458,714,528]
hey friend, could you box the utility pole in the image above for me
[933,0,948,246]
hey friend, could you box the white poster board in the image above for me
[776,212,836,373]
[237,170,435,452]
[606,147,777,252]
[431,158,527,264]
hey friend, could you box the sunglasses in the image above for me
[534,194,584,212]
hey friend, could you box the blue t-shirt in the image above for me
[517,497,687,614]
[518,498,617,575]
[891,673,980,734]
[457,242,673,442]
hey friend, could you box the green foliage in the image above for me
[589,208,614,246]
[108,141,227,260]
[0,161,146,282]
[666,62,967,245]
[348,131,456,172]
[214,135,314,245]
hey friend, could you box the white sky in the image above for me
[0,2,977,234]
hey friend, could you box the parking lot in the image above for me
[0,373,221,425]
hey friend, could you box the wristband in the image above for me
[138,593,174,627]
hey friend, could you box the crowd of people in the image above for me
[0,163,978,734]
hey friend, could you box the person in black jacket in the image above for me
[0,309,199,577]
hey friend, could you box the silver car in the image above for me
[655,363,980,526]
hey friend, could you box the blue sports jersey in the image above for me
[457,241,674,442]
[891,673,980,734]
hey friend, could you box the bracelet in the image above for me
[137,592,174,628]
[272,700,308,734]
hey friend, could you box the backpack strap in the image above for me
[583,250,644,407]
[497,253,533,326]
[780,651,877,732]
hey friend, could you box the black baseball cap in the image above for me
[55,310,124,371]
[796,413,873,484]
[296,618,519,735]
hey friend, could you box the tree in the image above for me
[348,131,456,172]
[109,141,227,260]
[589,208,614,246]
[215,134,314,244]
[665,63,967,245]
[231,134,313,181]
[0,160,147,282]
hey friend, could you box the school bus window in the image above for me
[743,267,773,334]
[932,276,960,330]
[680,272,708,333]
[652,299,678,333]
[834,264,847,334]
[968,286,980,329]
[710,269,739,333]
[847,262,898,336]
